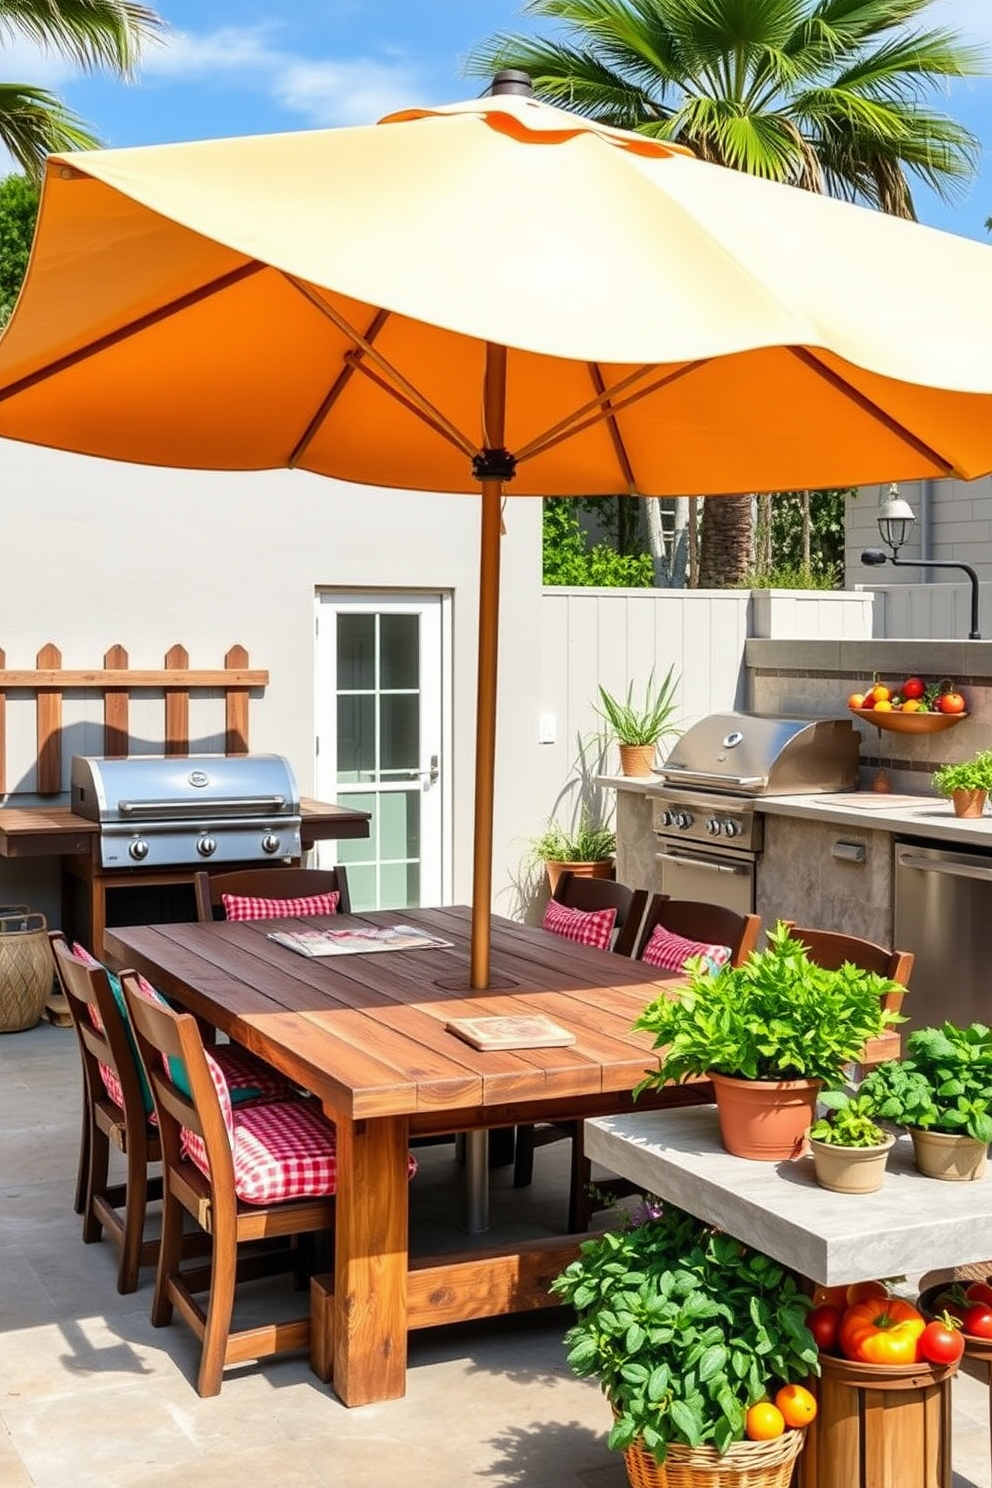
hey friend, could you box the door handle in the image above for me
[898,851,992,882]
[655,851,748,875]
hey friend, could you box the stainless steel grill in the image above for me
[70,754,302,869]
[648,712,860,915]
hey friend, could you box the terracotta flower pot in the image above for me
[618,743,657,778]
[910,1126,989,1181]
[951,788,987,818]
[709,1071,821,1161]
[544,858,615,895]
[809,1132,895,1194]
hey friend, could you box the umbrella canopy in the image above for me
[2,80,992,985]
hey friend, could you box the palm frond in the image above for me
[0,2,165,79]
[0,81,99,175]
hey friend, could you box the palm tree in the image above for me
[0,1,164,176]
[467,0,986,585]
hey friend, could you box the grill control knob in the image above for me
[706,816,722,835]
[261,833,282,855]
[675,811,694,830]
[656,809,673,827]
[196,835,217,858]
[128,837,149,861]
[723,819,742,838]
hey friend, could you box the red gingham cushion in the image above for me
[221,890,340,922]
[641,925,732,975]
[542,897,616,951]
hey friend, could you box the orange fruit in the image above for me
[872,699,893,712]
[900,699,922,712]
[746,1402,785,1441]
[847,693,866,710]
[775,1384,817,1428]
[869,684,891,703]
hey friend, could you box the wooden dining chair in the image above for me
[194,866,351,922]
[568,895,763,1232]
[121,971,342,1397]
[512,876,650,1216]
[51,931,164,1295]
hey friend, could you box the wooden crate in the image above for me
[800,1352,954,1488]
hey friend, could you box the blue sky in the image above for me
[4,0,992,241]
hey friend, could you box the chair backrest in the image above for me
[782,923,913,1021]
[553,872,648,958]
[635,895,762,968]
[49,931,151,1123]
[194,866,351,922]
[120,970,237,1194]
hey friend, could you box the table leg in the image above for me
[331,1113,409,1406]
[461,1129,490,1235]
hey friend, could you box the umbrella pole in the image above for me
[469,345,510,992]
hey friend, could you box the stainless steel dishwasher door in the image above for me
[894,840,992,1033]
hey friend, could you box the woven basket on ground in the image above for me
[0,910,51,1032]
[622,1428,804,1488]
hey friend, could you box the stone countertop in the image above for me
[598,774,992,849]
[585,1107,992,1286]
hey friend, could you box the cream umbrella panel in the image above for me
[1,78,992,987]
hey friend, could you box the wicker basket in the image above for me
[0,909,51,1032]
[621,1428,805,1488]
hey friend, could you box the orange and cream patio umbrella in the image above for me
[1,73,992,987]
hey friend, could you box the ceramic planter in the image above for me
[618,743,656,778]
[709,1072,821,1161]
[910,1126,989,1181]
[544,858,615,895]
[951,788,988,818]
[809,1132,895,1194]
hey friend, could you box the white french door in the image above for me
[314,591,449,911]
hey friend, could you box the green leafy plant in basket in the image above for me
[633,921,903,1094]
[551,1201,819,1463]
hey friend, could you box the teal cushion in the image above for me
[102,966,155,1118]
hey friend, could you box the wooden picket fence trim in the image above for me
[0,644,268,795]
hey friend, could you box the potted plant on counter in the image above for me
[807,1089,895,1194]
[932,750,992,818]
[859,1022,992,1181]
[552,1199,819,1485]
[596,665,680,778]
[634,922,904,1161]
[529,813,616,895]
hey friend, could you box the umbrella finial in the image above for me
[490,70,533,97]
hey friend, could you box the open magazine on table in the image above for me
[268,924,454,958]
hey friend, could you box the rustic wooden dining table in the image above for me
[104,905,704,1407]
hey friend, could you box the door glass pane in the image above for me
[380,614,419,688]
[335,793,375,866]
[380,695,418,773]
[379,791,420,859]
[344,863,377,912]
[336,696,375,782]
[337,614,375,689]
[380,861,420,908]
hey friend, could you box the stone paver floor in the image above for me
[1,1021,988,1487]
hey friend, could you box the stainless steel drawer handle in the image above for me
[655,852,748,875]
[898,852,992,882]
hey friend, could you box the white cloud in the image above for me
[140,25,431,126]
[0,34,83,89]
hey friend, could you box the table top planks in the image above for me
[105,908,679,1122]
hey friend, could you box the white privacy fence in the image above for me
[860,581,992,641]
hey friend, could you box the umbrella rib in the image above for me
[285,275,477,457]
[515,364,659,462]
[343,356,479,457]
[588,363,637,491]
[0,262,266,402]
[521,362,706,465]
[790,348,956,474]
[288,307,390,468]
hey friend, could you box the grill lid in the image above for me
[653,712,859,796]
[71,753,300,824]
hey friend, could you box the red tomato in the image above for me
[965,1281,992,1308]
[962,1304,992,1339]
[918,1319,964,1366]
[938,691,966,714]
[808,1304,842,1353]
[901,677,926,700]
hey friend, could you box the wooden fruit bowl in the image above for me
[850,707,968,735]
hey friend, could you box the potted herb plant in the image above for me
[807,1089,895,1194]
[932,750,992,818]
[529,813,616,894]
[596,665,680,777]
[552,1200,819,1484]
[634,922,903,1161]
[859,1022,992,1181]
